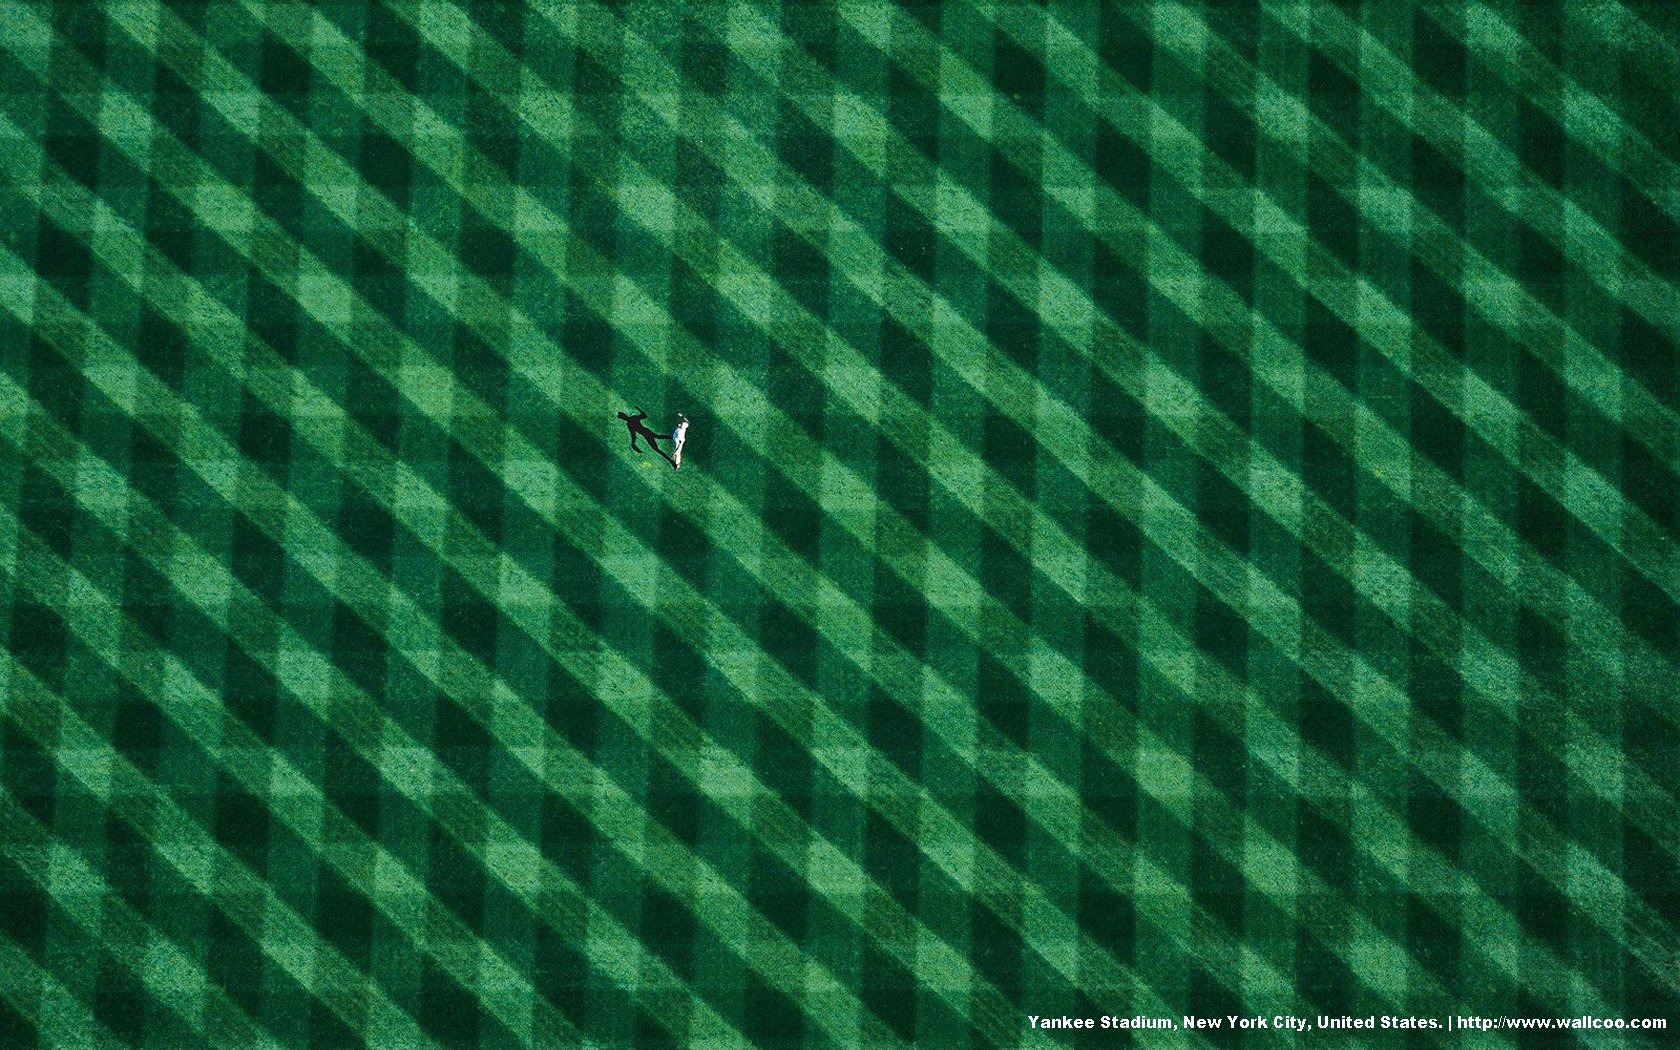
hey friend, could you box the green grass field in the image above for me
[2,1,1678,1046]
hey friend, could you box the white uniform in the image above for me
[670,416,689,470]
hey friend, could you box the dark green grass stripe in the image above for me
[1136,0,1680,410]
[0,48,1033,1049]
[0,784,289,1050]
[4,433,757,1050]
[1261,2,1680,551]
[951,3,1680,858]
[950,1,1680,609]
[135,0,1249,1025]
[0,265,792,1050]
[302,0,1666,1014]
[367,0,1332,1016]
[305,0,1478,1017]
[783,0,1680,997]
[0,648,442,1049]
[1580,0,1680,93]
[822,1,1680,714]
[1,21,1020,1043]
[717,0,1673,1004]
[701,0,1680,871]
[481,0,1520,1013]
[0,931,129,1050]
[100,0,1234,1025]
[1002,0,1680,509]
[1423,0,1680,232]
[0,392,605,1050]
[376,0,1647,1020]
[0,87,1003,1044]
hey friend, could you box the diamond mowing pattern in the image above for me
[0,2,1677,1047]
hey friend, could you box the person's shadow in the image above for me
[617,408,675,467]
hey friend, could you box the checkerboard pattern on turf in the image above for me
[1,1,1677,1047]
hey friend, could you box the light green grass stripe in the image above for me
[786,0,1680,1000]
[127,0,1666,1021]
[955,0,1680,613]
[960,0,1680,651]
[961,3,1680,859]
[648,0,1659,1014]
[1138,0,1680,408]
[696,0,1675,873]
[1578,1,1680,92]
[0,271,767,1050]
[0,389,601,1050]
[220,0,1639,1014]
[1438,0,1680,337]
[0,38,998,1047]
[819,0,1678,724]
[29,0,1666,1021]
[0,931,128,1050]
[0,788,288,1050]
[1426,0,1680,233]
[331,0,1624,1020]
[34,223,903,1050]
[0,71,1022,1050]
[436,0,1439,1013]
[334,0,1454,1016]
[0,649,441,1050]
[1258,0,1680,599]
[372,0,1314,1015]
[123,0,1232,1026]
[117,0,1216,1023]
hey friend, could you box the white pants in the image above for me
[671,420,689,469]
